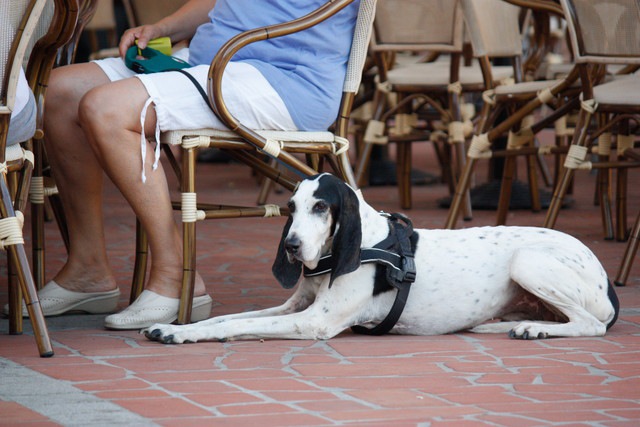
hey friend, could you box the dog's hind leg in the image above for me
[503,247,613,339]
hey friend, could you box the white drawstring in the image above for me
[140,98,152,182]
[139,97,162,183]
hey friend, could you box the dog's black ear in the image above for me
[329,182,362,287]
[272,216,302,288]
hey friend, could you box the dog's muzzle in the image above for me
[285,235,301,258]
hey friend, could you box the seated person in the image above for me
[7,69,36,146]
[12,0,361,329]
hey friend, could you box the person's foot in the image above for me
[3,280,120,317]
[104,290,213,330]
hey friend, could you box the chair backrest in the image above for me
[461,0,523,58]
[1,0,48,126]
[371,0,464,53]
[22,0,54,69]
[344,0,378,94]
[560,0,640,64]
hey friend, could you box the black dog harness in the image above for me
[303,213,417,335]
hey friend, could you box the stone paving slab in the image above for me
[1,149,639,426]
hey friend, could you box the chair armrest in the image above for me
[206,0,357,152]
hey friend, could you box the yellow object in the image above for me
[135,37,172,55]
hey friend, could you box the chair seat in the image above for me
[496,79,563,95]
[161,128,335,146]
[387,60,513,87]
[593,75,640,106]
[5,143,27,162]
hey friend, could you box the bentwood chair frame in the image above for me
[1,0,71,357]
[542,0,640,285]
[354,0,469,211]
[355,0,522,212]
[27,0,89,292]
[444,0,585,229]
[130,0,378,324]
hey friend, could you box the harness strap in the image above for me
[353,213,415,335]
[302,212,416,336]
[350,284,410,336]
[303,248,402,278]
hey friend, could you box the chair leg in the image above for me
[544,107,593,229]
[615,167,628,242]
[615,208,640,287]
[178,146,198,325]
[496,155,516,226]
[1,175,53,357]
[452,140,473,221]
[130,218,148,304]
[31,189,46,290]
[445,157,478,229]
[30,137,46,289]
[179,221,197,325]
[526,148,542,213]
[595,168,614,239]
[397,142,412,209]
[9,242,54,357]
[7,252,22,335]
[355,140,375,187]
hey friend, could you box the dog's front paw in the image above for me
[509,322,550,340]
[143,324,193,344]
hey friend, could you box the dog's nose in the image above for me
[285,236,301,255]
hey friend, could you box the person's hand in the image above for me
[119,25,164,58]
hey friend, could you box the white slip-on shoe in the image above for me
[104,290,213,330]
[2,280,120,317]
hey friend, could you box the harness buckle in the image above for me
[387,254,416,288]
[402,255,417,284]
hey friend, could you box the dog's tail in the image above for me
[606,280,620,330]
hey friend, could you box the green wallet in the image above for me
[124,45,191,74]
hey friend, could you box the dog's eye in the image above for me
[313,201,328,213]
[287,201,296,213]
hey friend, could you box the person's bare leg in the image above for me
[78,77,206,299]
[44,63,117,294]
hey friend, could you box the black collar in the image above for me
[303,212,417,335]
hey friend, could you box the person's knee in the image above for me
[78,84,134,152]
[47,66,83,113]
[47,63,110,122]
[78,87,111,140]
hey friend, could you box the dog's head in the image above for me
[272,173,362,289]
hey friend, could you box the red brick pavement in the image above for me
[1,143,639,426]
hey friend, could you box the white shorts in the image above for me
[94,49,296,181]
[94,49,296,132]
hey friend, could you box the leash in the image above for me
[303,212,417,335]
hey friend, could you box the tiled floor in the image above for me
[1,142,639,426]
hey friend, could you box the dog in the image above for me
[144,173,619,344]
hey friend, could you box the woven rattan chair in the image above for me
[1,0,60,357]
[129,0,378,323]
[354,0,519,211]
[543,0,640,283]
[28,0,91,292]
[444,0,585,228]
